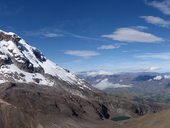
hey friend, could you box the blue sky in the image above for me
[1,0,170,72]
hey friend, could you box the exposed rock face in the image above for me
[132,104,160,115]
[32,48,46,62]
[0,32,21,42]
[0,53,11,66]
[99,104,110,119]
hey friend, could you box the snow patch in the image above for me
[0,64,55,86]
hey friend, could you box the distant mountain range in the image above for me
[77,71,170,103]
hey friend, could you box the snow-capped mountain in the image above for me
[0,30,91,90]
[0,30,164,128]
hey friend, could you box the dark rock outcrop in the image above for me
[0,32,21,43]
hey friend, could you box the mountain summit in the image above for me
[0,30,91,90]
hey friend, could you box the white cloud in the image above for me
[140,16,170,28]
[64,50,100,58]
[139,66,160,72]
[43,33,64,38]
[136,52,170,60]
[94,79,131,90]
[146,0,170,15]
[78,70,114,77]
[102,27,164,43]
[97,44,120,50]
[153,75,163,80]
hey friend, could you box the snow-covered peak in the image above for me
[0,30,90,90]
[0,30,16,36]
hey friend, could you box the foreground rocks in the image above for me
[0,82,166,128]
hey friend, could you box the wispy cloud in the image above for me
[122,50,142,53]
[24,27,105,41]
[64,31,105,41]
[42,32,64,38]
[139,66,161,72]
[135,52,170,60]
[146,0,170,15]
[24,30,64,38]
[64,50,100,58]
[140,16,170,28]
[97,44,120,50]
[102,27,164,43]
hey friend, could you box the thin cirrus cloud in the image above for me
[135,52,170,60]
[137,66,161,72]
[97,44,120,50]
[64,50,100,58]
[42,32,64,38]
[140,16,170,28]
[102,27,164,43]
[24,31,64,38]
[146,0,170,15]
[24,27,105,41]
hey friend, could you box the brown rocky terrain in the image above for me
[122,109,170,128]
[0,82,165,128]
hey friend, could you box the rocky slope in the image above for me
[0,82,164,128]
[122,109,170,128]
[0,82,110,128]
